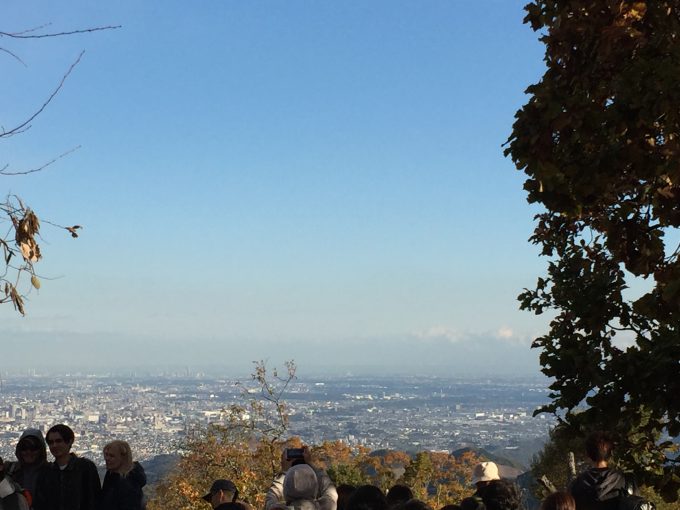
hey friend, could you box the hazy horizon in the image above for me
[3,1,550,374]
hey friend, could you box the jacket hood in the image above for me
[126,461,147,488]
[15,428,48,465]
[578,468,626,502]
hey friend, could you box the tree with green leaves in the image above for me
[505,0,680,501]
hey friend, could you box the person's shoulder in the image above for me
[73,455,98,471]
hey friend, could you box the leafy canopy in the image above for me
[506,0,680,501]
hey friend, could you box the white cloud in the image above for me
[414,326,465,343]
[497,326,514,339]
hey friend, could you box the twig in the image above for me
[0,46,27,66]
[0,146,81,175]
[0,51,85,138]
[0,25,121,39]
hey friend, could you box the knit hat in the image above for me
[284,464,318,502]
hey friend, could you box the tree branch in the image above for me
[0,51,84,138]
[0,25,121,39]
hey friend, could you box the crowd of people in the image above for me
[0,425,146,510]
[0,427,641,510]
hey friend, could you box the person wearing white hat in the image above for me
[471,461,500,497]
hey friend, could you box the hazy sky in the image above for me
[2,1,551,376]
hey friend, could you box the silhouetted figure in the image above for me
[100,440,146,510]
[541,492,575,510]
[337,484,356,510]
[403,499,433,510]
[386,486,413,509]
[32,424,101,510]
[569,432,626,510]
[472,462,500,499]
[346,485,388,510]
[202,479,240,510]
[479,480,520,510]
[439,505,462,510]
[460,496,485,510]
[4,429,48,507]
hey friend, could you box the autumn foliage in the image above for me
[147,363,483,510]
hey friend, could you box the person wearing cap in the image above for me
[3,429,48,507]
[471,462,500,498]
[265,446,337,510]
[202,480,241,510]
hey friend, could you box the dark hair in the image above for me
[46,424,75,444]
[541,491,575,510]
[480,480,520,510]
[585,431,613,463]
[337,484,357,510]
[460,497,485,510]
[347,485,388,510]
[403,500,433,510]
[439,506,462,510]
[387,485,414,506]
[213,503,247,510]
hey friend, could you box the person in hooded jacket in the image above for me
[265,447,337,510]
[279,464,322,510]
[4,429,49,506]
[569,432,627,510]
[100,440,146,510]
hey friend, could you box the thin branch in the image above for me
[0,46,27,66]
[0,25,121,39]
[0,146,81,175]
[0,51,84,138]
[4,23,53,36]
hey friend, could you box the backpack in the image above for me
[618,482,655,510]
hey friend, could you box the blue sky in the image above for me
[2,1,550,375]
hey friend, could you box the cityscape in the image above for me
[0,371,554,478]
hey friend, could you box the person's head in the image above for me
[439,505,462,510]
[403,499,433,510]
[386,485,413,507]
[540,492,575,510]
[584,431,613,464]
[284,464,318,502]
[337,484,357,510]
[347,485,388,510]
[479,480,520,510]
[460,497,485,510]
[103,440,134,476]
[472,462,500,490]
[202,479,238,509]
[15,429,47,467]
[46,424,75,460]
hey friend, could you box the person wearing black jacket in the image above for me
[569,432,627,510]
[33,424,101,510]
[100,441,146,510]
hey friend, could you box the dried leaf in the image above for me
[19,239,41,263]
[66,225,82,238]
[31,275,41,290]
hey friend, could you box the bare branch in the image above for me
[0,51,84,138]
[1,146,81,176]
[0,46,27,66]
[0,25,121,39]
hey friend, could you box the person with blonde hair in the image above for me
[100,440,146,510]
